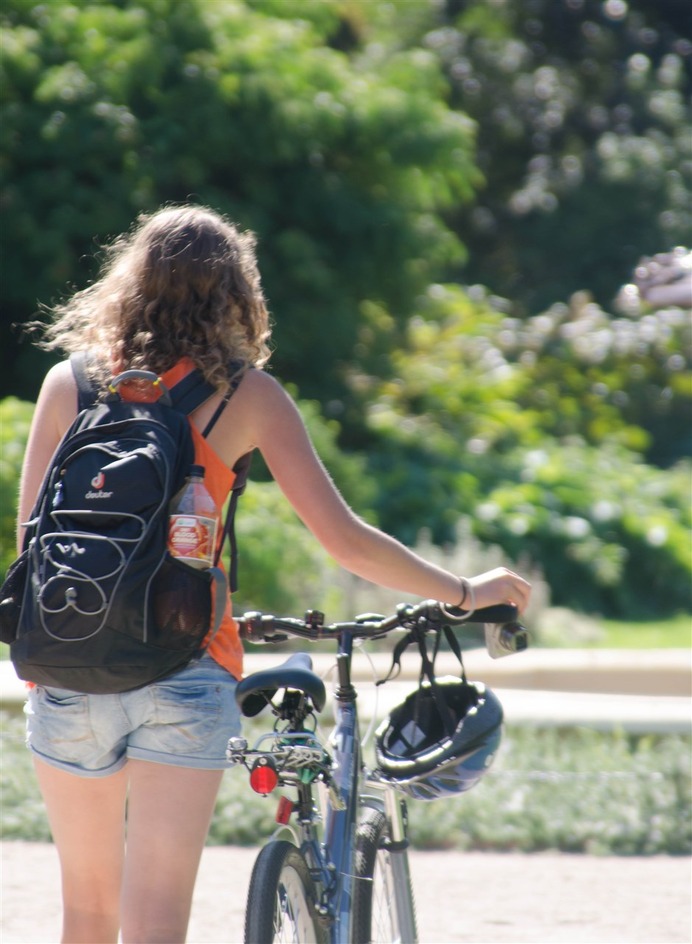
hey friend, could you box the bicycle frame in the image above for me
[320,632,418,942]
[321,634,364,940]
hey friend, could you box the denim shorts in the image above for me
[25,654,242,778]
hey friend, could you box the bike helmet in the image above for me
[374,676,503,802]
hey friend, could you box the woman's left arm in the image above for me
[239,372,531,613]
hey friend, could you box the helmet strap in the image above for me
[375,622,468,687]
[410,627,458,738]
[375,619,471,738]
[442,624,468,686]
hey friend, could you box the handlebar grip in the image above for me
[441,602,519,624]
[238,612,289,644]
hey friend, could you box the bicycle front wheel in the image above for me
[244,840,326,944]
[352,806,418,944]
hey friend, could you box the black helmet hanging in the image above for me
[374,618,503,801]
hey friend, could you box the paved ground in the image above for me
[1,841,690,943]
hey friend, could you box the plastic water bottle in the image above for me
[168,464,219,569]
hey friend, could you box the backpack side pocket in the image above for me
[150,555,214,651]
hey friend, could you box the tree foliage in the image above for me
[424,0,692,311]
[352,284,691,616]
[0,0,690,618]
[1,0,477,401]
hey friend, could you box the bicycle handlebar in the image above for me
[238,599,528,656]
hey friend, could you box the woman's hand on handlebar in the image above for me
[467,567,531,615]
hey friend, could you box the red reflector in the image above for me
[249,758,278,795]
[276,795,294,825]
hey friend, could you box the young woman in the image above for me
[18,205,531,943]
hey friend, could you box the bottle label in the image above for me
[168,514,217,568]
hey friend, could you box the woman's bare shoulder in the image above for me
[44,358,76,387]
[233,368,294,416]
[38,359,79,431]
[237,367,284,396]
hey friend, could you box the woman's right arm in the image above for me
[17,361,78,553]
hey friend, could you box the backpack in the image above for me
[5,354,250,694]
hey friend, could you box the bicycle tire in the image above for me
[244,839,326,944]
[352,806,418,944]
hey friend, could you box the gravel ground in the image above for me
[1,841,690,943]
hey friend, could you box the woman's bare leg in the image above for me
[120,760,224,944]
[33,757,128,944]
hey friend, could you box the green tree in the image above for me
[2,0,689,618]
[424,0,692,311]
[1,0,477,402]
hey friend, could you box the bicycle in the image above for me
[227,599,528,944]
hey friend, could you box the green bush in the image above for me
[232,480,343,616]
[3,710,688,855]
[0,398,34,575]
[407,727,691,856]
[355,285,692,617]
[428,0,692,314]
[473,444,691,618]
[1,0,477,404]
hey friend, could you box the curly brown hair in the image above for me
[39,205,272,392]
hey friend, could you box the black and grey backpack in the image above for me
[2,354,249,694]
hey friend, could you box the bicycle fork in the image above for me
[383,788,418,943]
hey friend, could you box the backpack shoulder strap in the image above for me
[70,352,100,411]
[211,367,253,590]
[169,369,214,416]
[169,361,246,434]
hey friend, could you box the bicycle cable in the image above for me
[353,639,380,751]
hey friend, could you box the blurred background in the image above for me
[1,0,690,628]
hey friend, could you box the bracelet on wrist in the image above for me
[455,577,468,608]
[441,577,477,622]
[459,581,476,620]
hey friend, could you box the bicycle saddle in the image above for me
[235,652,327,717]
